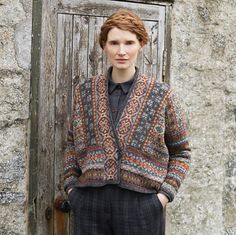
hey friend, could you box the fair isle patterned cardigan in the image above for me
[64,73,191,202]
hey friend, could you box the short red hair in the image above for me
[99,9,148,49]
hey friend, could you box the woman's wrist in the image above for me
[157,193,169,207]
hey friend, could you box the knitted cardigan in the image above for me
[64,73,191,201]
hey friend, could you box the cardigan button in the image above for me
[117,149,123,159]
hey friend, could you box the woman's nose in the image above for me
[117,45,126,56]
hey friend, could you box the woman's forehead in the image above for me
[107,27,138,40]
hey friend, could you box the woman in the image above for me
[64,9,191,235]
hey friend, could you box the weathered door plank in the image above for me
[54,13,73,235]
[72,15,89,83]
[36,0,58,234]
[88,16,104,77]
[58,0,161,20]
[142,21,159,79]
[157,6,166,80]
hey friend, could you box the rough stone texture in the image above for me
[15,19,32,70]
[0,0,31,234]
[0,27,19,70]
[0,70,30,124]
[166,0,236,235]
[0,0,25,27]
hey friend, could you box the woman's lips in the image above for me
[116,59,128,63]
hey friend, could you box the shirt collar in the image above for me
[107,67,139,95]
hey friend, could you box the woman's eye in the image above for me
[109,41,118,45]
[126,41,134,45]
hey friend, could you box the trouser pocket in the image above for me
[68,187,85,212]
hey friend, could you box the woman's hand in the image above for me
[67,188,73,195]
[157,193,169,208]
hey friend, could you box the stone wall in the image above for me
[0,0,32,234]
[166,0,236,234]
[0,0,235,234]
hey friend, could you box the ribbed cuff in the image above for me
[159,182,177,202]
[157,190,171,202]
[64,176,79,194]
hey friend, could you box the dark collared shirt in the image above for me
[108,67,138,124]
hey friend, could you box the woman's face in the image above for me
[103,27,141,72]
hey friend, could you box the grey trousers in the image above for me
[68,185,164,235]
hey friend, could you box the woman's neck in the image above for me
[111,67,136,83]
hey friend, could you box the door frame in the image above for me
[28,0,173,234]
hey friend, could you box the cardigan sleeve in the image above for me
[63,86,82,193]
[159,89,191,202]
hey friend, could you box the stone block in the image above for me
[0,203,25,235]
[0,124,26,163]
[166,185,224,235]
[166,0,236,234]
[0,27,18,70]
[19,0,32,16]
[0,0,25,27]
[0,124,26,234]
[0,70,30,126]
[15,19,32,70]
[0,153,25,191]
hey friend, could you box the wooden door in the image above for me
[29,1,171,234]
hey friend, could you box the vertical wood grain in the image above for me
[36,0,58,234]
[28,0,42,233]
[72,15,89,84]
[88,16,104,77]
[163,6,172,83]
[158,6,166,81]
[54,14,73,235]
[142,21,159,80]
